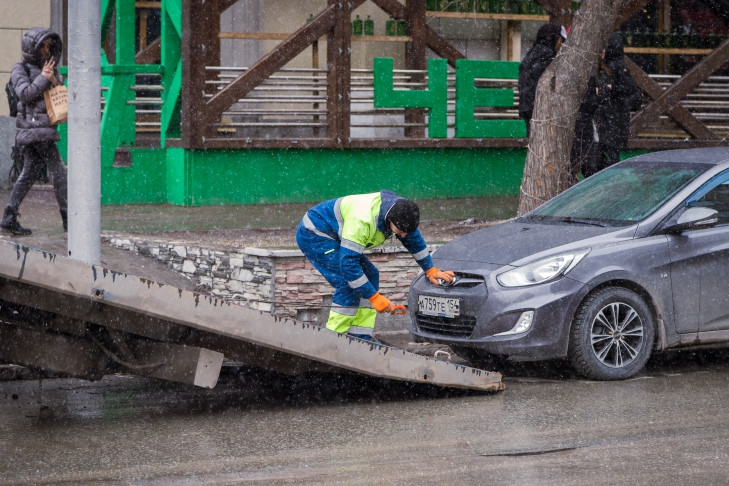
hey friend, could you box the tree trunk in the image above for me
[517,0,633,216]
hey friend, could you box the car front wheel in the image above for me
[569,287,655,380]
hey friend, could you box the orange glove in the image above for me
[369,292,395,313]
[426,267,455,285]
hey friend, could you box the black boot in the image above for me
[60,209,67,232]
[0,206,32,236]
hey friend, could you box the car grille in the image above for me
[443,275,484,288]
[415,314,477,338]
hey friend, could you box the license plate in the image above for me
[418,295,460,318]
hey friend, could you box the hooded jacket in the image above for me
[593,33,642,149]
[518,23,563,117]
[11,27,64,145]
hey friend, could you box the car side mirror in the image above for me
[664,206,719,234]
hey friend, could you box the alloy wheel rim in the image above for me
[590,302,644,369]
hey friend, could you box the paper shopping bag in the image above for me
[44,85,68,124]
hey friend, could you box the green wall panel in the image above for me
[101,148,167,204]
[99,147,526,206]
[183,147,526,206]
[164,148,188,205]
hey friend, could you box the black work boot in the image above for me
[0,206,32,236]
[60,209,67,232]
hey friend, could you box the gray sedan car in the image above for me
[408,147,729,380]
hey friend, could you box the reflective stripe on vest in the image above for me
[412,248,429,261]
[302,212,335,240]
[348,274,369,290]
[331,303,358,316]
[347,325,374,336]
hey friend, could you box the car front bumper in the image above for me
[407,271,588,360]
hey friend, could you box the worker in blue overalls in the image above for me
[296,190,455,340]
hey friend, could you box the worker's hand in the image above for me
[369,292,395,314]
[426,267,455,285]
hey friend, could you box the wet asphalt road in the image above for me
[3,349,729,484]
[2,187,728,483]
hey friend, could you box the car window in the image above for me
[686,171,729,225]
[528,162,704,226]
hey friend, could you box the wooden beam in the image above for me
[205,0,222,84]
[626,58,717,140]
[326,0,353,144]
[218,0,238,12]
[182,0,214,147]
[204,3,365,128]
[423,28,466,67]
[373,0,466,67]
[372,0,407,18]
[135,37,160,64]
[405,0,426,138]
[629,138,729,150]
[657,0,670,72]
[405,0,426,72]
[630,38,729,136]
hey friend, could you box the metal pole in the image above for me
[67,0,101,264]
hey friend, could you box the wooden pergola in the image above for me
[88,0,729,153]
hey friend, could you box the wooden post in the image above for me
[500,20,521,61]
[658,0,670,74]
[206,0,222,84]
[326,0,352,145]
[373,0,465,68]
[405,0,426,138]
[313,39,321,137]
[181,0,210,148]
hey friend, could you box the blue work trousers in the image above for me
[296,222,378,336]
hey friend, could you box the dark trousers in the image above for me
[581,144,621,179]
[7,141,67,213]
[520,111,532,138]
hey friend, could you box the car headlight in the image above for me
[496,249,591,287]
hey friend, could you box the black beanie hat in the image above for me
[388,199,420,234]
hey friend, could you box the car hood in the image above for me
[432,219,636,265]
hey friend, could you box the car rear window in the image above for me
[528,162,706,225]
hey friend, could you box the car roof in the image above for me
[628,147,729,166]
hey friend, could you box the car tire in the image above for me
[569,287,655,380]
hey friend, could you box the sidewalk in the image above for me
[0,184,516,258]
[0,185,515,355]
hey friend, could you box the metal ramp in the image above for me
[0,240,503,392]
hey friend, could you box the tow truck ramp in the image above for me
[0,240,503,392]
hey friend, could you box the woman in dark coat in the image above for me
[0,27,67,235]
[586,32,642,177]
[518,23,565,137]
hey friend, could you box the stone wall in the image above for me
[105,235,433,326]
[0,1,55,118]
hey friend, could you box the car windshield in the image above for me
[525,162,707,226]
